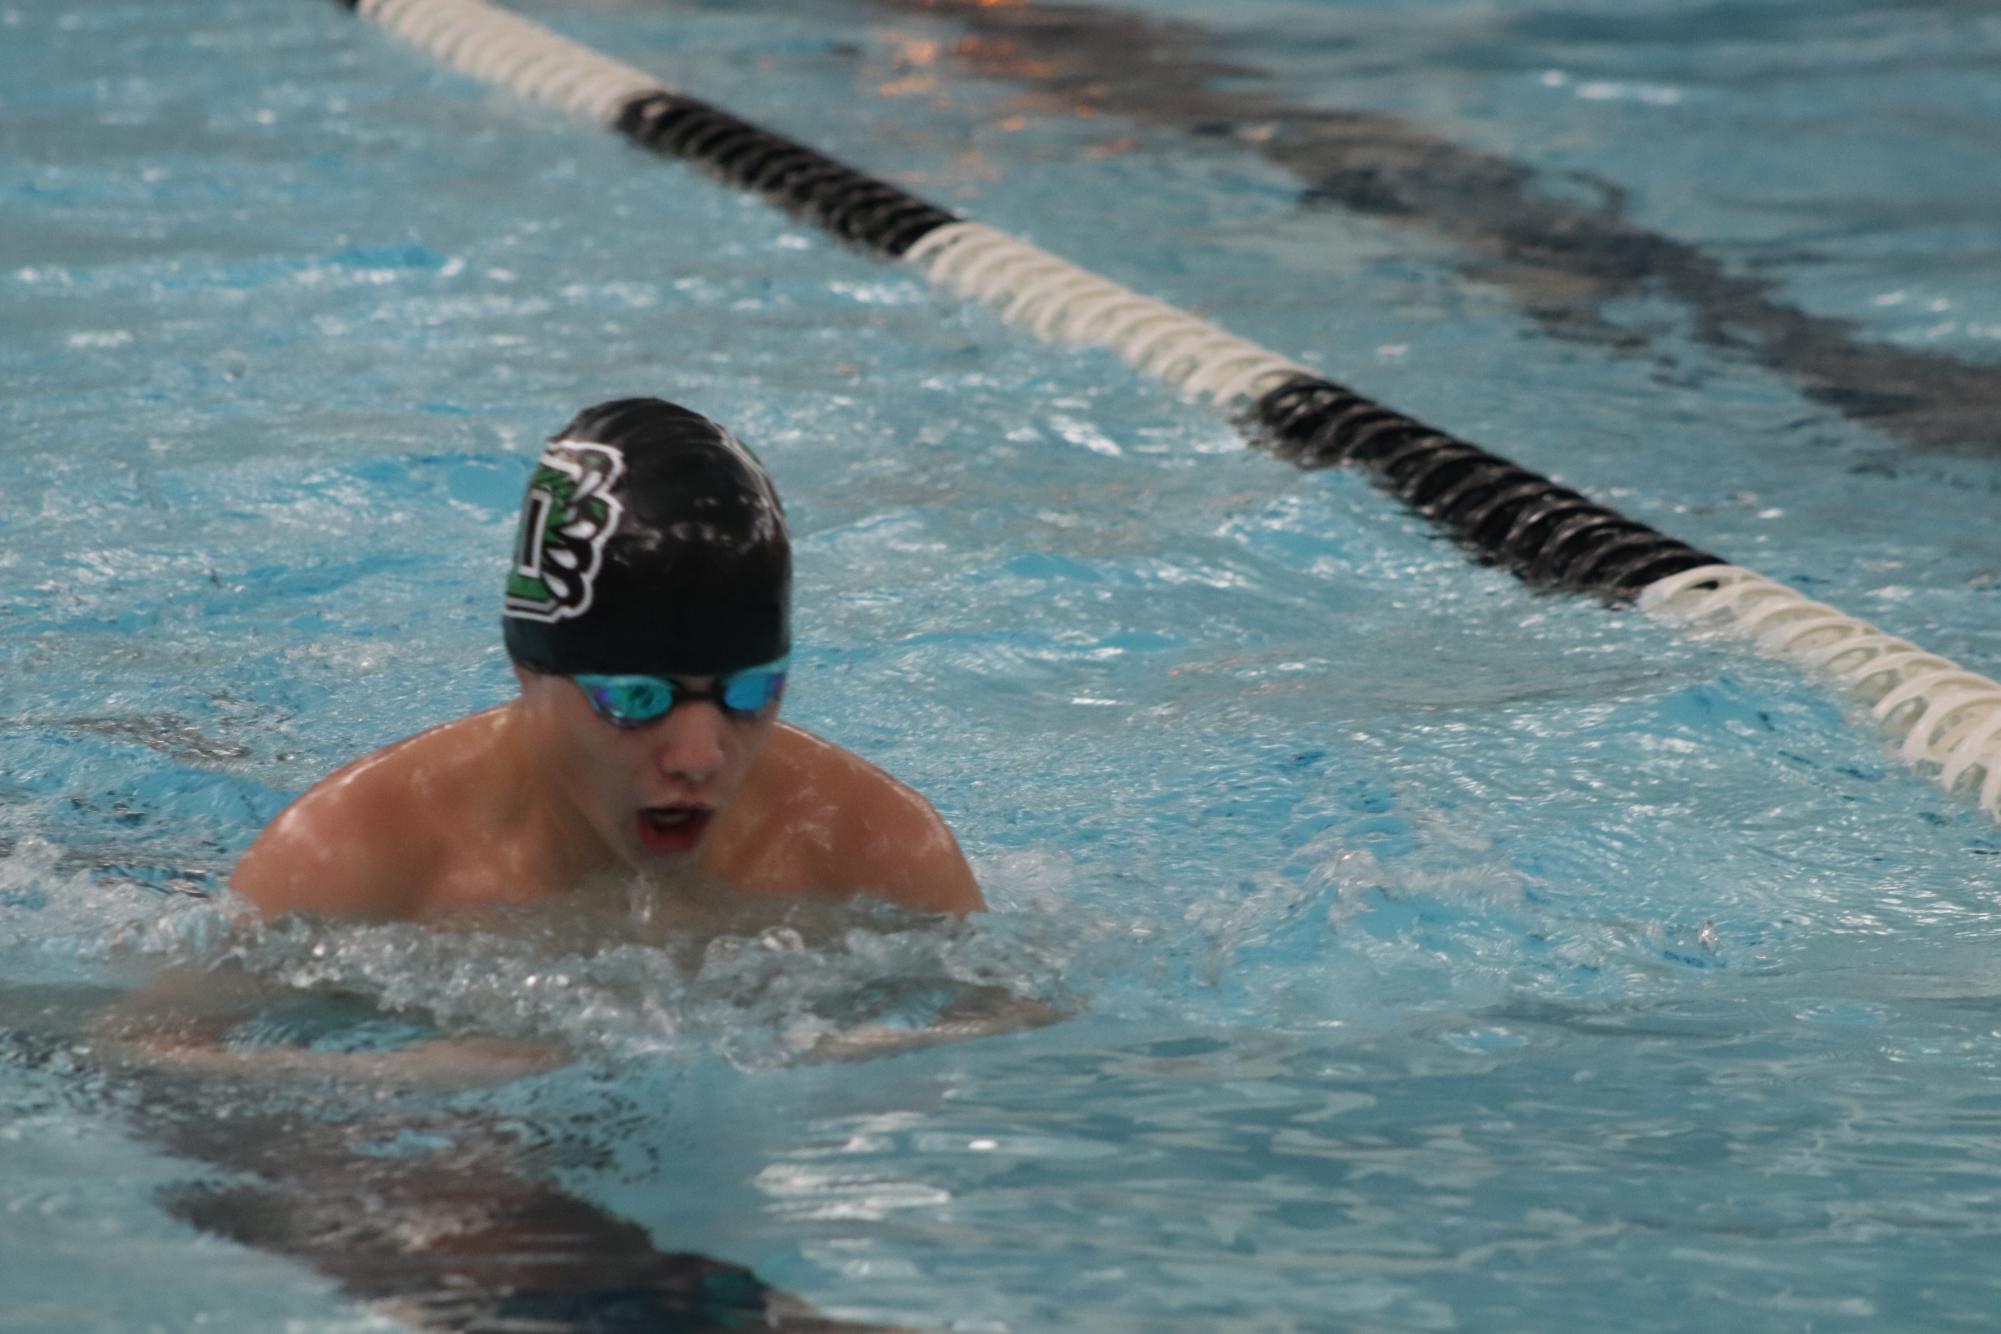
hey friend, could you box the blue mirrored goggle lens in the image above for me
[589,678,676,722]
[574,657,788,728]
[721,666,786,714]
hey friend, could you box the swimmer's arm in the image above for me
[123,1029,566,1087]
[96,966,566,1089]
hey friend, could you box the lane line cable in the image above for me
[325,0,2001,819]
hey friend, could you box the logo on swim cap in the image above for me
[504,443,626,624]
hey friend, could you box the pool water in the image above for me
[5,0,2001,1328]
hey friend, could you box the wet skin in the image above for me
[230,668,984,922]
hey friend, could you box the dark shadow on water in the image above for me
[153,1112,884,1333]
[0,981,902,1333]
[803,0,2001,459]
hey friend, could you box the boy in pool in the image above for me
[231,398,983,922]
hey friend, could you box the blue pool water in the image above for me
[5,0,2001,1328]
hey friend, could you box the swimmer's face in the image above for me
[512,665,780,871]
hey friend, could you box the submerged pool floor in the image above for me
[5,0,2001,1328]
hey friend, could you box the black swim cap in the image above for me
[502,398,791,677]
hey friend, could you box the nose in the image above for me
[652,699,729,784]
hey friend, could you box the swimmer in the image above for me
[232,398,984,922]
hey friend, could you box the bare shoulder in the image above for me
[231,710,506,921]
[761,724,986,915]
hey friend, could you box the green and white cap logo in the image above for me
[504,442,625,623]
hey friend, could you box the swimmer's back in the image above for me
[233,714,982,920]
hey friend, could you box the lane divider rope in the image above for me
[326,0,2001,819]
[906,224,1313,406]
[353,0,662,122]
[1642,567,2001,813]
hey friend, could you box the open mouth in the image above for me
[635,804,713,854]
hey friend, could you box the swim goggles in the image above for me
[573,655,788,728]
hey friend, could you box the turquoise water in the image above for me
[5,0,2001,1328]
